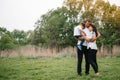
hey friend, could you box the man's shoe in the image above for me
[78,73,82,76]
[85,73,89,76]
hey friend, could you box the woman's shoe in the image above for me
[95,72,100,76]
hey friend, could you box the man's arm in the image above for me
[83,36,91,42]
[81,30,92,42]
[74,30,85,40]
[90,31,101,42]
[74,36,83,40]
[82,31,101,42]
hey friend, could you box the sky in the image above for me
[0,0,120,31]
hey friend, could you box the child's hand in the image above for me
[78,37,83,40]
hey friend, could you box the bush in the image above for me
[0,34,16,51]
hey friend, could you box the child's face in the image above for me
[80,24,84,29]
[88,26,93,31]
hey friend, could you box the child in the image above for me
[74,23,85,50]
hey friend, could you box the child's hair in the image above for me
[89,24,98,37]
[81,23,85,29]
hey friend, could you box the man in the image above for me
[74,19,91,76]
[74,19,100,76]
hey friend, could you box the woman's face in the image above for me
[88,26,93,31]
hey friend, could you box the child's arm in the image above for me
[78,37,83,40]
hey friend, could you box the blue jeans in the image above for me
[77,39,85,50]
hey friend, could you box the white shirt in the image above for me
[74,25,83,45]
[82,28,91,46]
[87,31,98,50]
[74,25,82,36]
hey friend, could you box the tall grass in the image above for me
[0,45,120,58]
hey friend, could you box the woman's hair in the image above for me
[89,24,98,37]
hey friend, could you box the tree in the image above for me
[11,30,28,45]
[0,34,16,51]
[32,0,120,54]
[0,27,10,38]
[26,30,34,45]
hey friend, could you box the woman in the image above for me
[82,24,100,76]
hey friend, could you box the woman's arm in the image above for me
[81,31,92,42]
[82,30,101,42]
[90,31,101,42]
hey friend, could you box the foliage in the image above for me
[0,27,10,37]
[0,34,16,51]
[11,30,32,45]
[33,0,120,50]
[0,27,33,51]
[33,7,77,48]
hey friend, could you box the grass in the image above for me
[0,56,120,80]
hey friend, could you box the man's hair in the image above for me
[85,19,92,23]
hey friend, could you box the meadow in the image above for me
[0,56,120,80]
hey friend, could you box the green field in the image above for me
[0,56,120,80]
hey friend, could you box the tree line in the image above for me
[0,0,120,52]
[0,27,33,51]
[33,0,120,51]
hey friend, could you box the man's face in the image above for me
[86,21,91,28]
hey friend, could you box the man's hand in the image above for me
[78,37,83,40]
[96,31,101,39]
